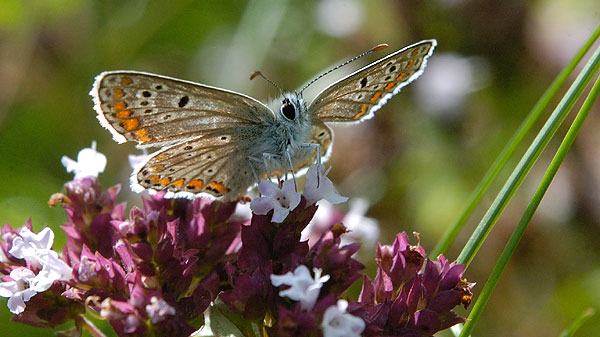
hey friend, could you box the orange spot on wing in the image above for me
[159,177,171,186]
[171,179,185,189]
[120,76,133,86]
[112,88,125,98]
[406,58,415,69]
[113,101,127,111]
[369,91,383,104]
[153,154,169,162]
[186,179,204,189]
[206,181,225,194]
[135,128,150,142]
[354,104,368,120]
[149,164,164,172]
[385,82,396,91]
[123,118,139,131]
[396,72,408,81]
[116,109,132,119]
[149,175,160,183]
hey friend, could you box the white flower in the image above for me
[9,227,72,281]
[250,179,301,223]
[9,227,54,269]
[128,152,149,170]
[35,250,73,282]
[303,164,348,206]
[340,198,380,249]
[61,141,107,179]
[0,268,56,314]
[146,296,176,324]
[270,265,330,310]
[321,299,365,337]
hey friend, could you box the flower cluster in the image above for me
[0,144,474,337]
[354,233,475,336]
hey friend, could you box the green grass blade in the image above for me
[459,68,600,337]
[431,24,600,257]
[456,42,600,267]
[558,308,597,337]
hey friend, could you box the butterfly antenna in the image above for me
[250,71,285,97]
[298,43,389,96]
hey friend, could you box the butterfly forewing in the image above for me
[91,71,274,147]
[309,40,436,122]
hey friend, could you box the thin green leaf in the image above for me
[456,40,600,267]
[558,308,596,337]
[431,24,600,257]
[459,60,600,337]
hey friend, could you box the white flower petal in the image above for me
[303,164,348,206]
[270,265,329,310]
[321,300,365,337]
[7,292,28,314]
[146,296,176,324]
[251,179,301,223]
[0,281,19,297]
[62,141,107,178]
[271,205,291,223]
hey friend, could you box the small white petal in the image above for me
[251,180,301,223]
[128,153,149,170]
[62,141,107,178]
[303,165,348,206]
[321,300,365,337]
[340,198,380,248]
[146,296,176,324]
[7,291,28,314]
[270,265,329,310]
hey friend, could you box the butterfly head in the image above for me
[275,93,307,123]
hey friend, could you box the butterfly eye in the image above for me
[281,99,296,120]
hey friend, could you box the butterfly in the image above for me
[91,39,436,200]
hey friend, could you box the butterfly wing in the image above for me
[308,39,436,122]
[134,120,332,199]
[132,129,259,199]
[91,71,275,147]
[290,119,333,175]
[91,71,278,199]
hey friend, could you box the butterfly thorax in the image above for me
[260,93,312,155]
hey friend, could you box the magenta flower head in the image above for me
[355,232,474,336]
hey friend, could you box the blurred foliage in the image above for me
[0,0,599,335]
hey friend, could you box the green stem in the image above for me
[456,40,600,267]
[431,24,600,258]
[558,308,597,337]
[459,65,600,337]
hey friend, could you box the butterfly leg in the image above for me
[246,157,263,186]
[285,145,298,191]
[299,142,322,186]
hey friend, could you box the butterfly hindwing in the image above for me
[291,119,333,174]
[133,131,259,199]
[91,71,274,147]
[309,40,436,122]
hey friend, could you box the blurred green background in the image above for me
[1,0,599,336]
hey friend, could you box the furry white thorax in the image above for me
[259,92,313,158]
